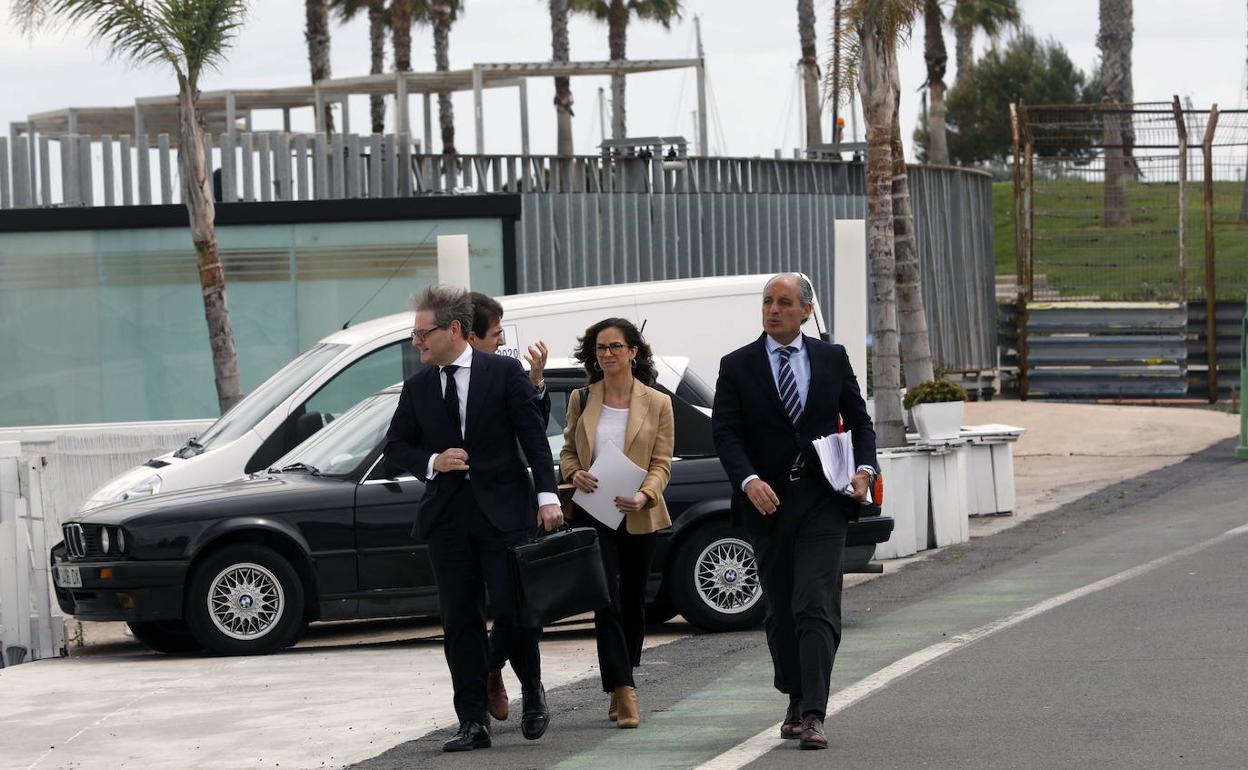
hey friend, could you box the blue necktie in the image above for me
[777,346,802,426]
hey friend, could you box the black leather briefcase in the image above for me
[509,526,611,628]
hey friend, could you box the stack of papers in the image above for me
[811,431,856,497]
[571,440,647,530]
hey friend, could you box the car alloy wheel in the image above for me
[207,562,286,641]
[693,536,761,615]
[669,519,766,632]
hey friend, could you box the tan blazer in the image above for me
[560,378,674,535]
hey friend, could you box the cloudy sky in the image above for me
[2,0,1245,159]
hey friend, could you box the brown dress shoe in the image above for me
[608,691,619,722]
[614,686,639,728]
[779,698,803,739]
[799,715,827,750]
[486,671,509,721]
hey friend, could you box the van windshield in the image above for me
[193,343,349,450]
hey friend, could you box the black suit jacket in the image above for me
[384,349,558,538]
[712,333,878,534]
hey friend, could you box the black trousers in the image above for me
[750,475,850,720]
[426,482,542,724]
[584,512,658,692]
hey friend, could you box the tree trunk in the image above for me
[1098,0,1133,226]
[953,19,972,79]
[305,0,334,132]
[176,73,242,414]
[798,0,822,148]
[551,0,574,156]
[392,0,412,72]
[433,3,456,155]
[923,0,949,165]
[608,0,628,140]
[858,16,905,449]
[369,0,387,134]
[891,103,936,388]
[831,0,842,138]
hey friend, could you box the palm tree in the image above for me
[922,0,948,164]
[17,0,246,413]
[836,0,925,448]
[429,1,460,155]
[949,0,1019,80]
[332,0,389,133]
[798,0,822,147]
[306,0,335,132]
[550,0,575,155]
[1098,0,1132,226]
[571,0,683,140]
[392,0,412,73]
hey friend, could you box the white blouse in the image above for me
[592,404,630,463]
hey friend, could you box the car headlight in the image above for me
[101,527,111,553]
[119,474,162,502]
[116,528,126,553]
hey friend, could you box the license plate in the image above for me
[56,566,82,588]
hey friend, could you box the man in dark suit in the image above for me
[385,284,564,752]
[467,290,551,720]
[712,273,879,751]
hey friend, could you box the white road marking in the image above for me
[696,521,1248,770]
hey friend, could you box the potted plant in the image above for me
[902,380,968,441]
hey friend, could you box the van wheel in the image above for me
[185,544,305,656]
[670,520,765,632]
[127,620,202,654]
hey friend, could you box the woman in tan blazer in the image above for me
[561,317,673,729]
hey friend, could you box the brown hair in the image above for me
[572,318,657,385]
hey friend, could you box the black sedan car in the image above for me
[52,366,893,656]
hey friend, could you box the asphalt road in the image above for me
[349,438,1248,770]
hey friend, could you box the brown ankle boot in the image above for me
[608,691,619,721]
[614,686,639,729]
[486,671,509,721]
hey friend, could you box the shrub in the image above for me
[902,380,969,410]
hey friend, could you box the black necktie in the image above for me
[441,364,462,442]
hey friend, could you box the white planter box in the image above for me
[911,401,965,441]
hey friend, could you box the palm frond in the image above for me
[11,0,51,36]
[45,0,182,72]
[328,0,369,24]
[825,0,923,108]
[628,0,681,28]
[160,0,249,83]
[567,0,609,21]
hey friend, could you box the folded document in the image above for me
[811,431,856,497]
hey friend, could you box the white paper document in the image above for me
[572,440,647,530]
[811,431,857,497]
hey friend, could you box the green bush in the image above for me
[902,380,969,410]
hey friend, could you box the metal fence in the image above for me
[0,132,996,373]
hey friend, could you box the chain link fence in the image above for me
[1012,101,1248,302]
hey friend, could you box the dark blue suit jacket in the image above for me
[384,349,557,538]
[712,333,878,533]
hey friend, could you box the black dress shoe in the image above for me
[520,686,550,740]
[780,697,803,739]
[443,720,491,752]
[799,715,827,750]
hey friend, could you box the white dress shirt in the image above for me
[427,346,559,508]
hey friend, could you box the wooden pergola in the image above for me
[16,58,707,155]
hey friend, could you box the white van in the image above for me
[81,274,833,510]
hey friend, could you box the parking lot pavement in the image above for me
[0,614,695,770]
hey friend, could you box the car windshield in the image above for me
[273,391,399,476]
[195,343,349,449]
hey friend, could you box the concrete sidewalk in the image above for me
[1,400,1239,770]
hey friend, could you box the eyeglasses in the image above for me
[595,342,629,354]
[411,325,446,343]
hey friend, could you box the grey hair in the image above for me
[411,284,473,339]
[765,273,815,308]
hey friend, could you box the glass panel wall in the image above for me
[0,217,505,426]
